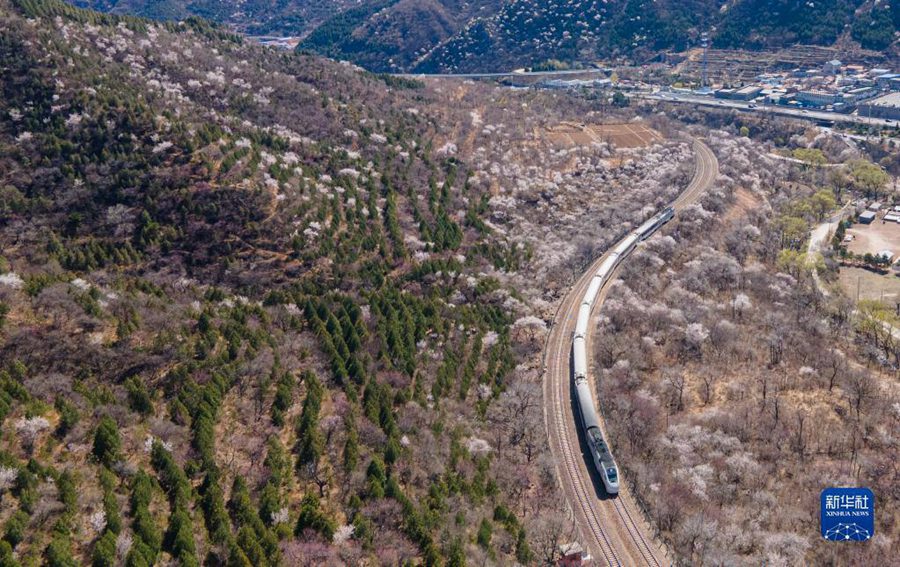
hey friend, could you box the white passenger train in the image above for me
[572,206,674,494]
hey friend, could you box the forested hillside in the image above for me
[414,0,896,73]
[65,0,898,72]
[0,0,560,564]
[596,117,899,565]
[297,0,504,72]
[3,0,719,561]
[67,0,355,35]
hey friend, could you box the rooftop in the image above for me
[559,542,585,556]
[865,93,900,108]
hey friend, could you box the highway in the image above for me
[399,71,898,130]
[543,140,718,566]
[635,91,898,128]
[396,68,608,80]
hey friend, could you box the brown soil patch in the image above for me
[543,122,663,150]
[721,187,764,224]
[846,219,900,257]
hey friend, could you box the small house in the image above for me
[558,542,592,566]
[884,213,900,223]
[823,60,842,75]
[859,211,876,224]
[868,202,882,211]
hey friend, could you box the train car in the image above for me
[613,233,640,257]
[573,375,620,494]
[573,337,588,380]
[570,206,673,497]
[636,207,675,239]
[574,377,600,431]
[586,426,619,494]
[583,275,604,308]
[595,255,618,282]
[574,304,591,339]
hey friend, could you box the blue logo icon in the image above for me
[821,488,874,541]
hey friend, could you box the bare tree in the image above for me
[664,370,686,413]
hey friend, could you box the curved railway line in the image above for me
[543,139,719,566]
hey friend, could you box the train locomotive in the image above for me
[571,206,674,495]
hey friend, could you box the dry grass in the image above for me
[838,266,900,303]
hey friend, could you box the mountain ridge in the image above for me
[63,0,899,72]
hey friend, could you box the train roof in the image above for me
[576,381,600,431]
[587,427,616,469]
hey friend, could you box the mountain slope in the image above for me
[414,0,895,72]
[64,0,898,72]
[297,0,504,71]
[0,0,558,564]
[68,0,355,35]
[415,0,720,72]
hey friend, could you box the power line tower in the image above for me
[700,31,709,89]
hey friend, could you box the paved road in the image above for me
[397,68,608,79]
[543,139,718,566]
[808,204,853,298]
[767,153,843,168]
[636,92,898,128]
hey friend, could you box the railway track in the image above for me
[543,138,718,566]
[613,497,659,567]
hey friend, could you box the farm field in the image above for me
[544,122,663,149]
[838,266,900,303]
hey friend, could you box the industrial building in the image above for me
[875,73,900,90]
[715,85,763,100]
[856,93,900,120]
[796,90,842,107]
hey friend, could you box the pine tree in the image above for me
[92,416,121,466]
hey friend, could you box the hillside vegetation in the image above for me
[415,0,897,73]
[65,0,899,72]
[597,121,899,565]
[0,0,710,564]
[67,0,357,35]
[0,0,553,564]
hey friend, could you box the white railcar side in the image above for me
[571,206,674,496]
[613,233,639,257]
[574,304,591,339]
[583,276,604,308]
[595,255,618,282]
[574,378,600,432]
[573,337,588,379]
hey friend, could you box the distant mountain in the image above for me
[297,0,504,71]
[412,0,897,73]
[414,0,722,73]
[67,0,356,35]
[64,0,898,71]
